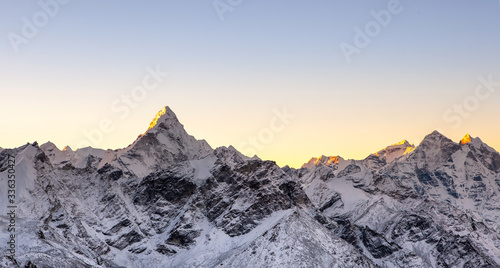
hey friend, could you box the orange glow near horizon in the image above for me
[1,100,499,170]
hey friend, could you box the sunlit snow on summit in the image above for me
[145,106,168,134]
[460,134,473,145]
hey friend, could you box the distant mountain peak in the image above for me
[302,155,343,169]
[391,140,411,146]
[40,141,57,150]
[317,155,341,165]
[311,155,341,166]
[428,130,445,137]
[62,145,73,152]
[373,140,415,163]
[419,130,451,146]
[99,106,213,178]
[460,133,472,145]
[144,106,178,134]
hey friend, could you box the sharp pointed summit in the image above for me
[426,130,446,139]
[99,106,213,177]
[40,141,58,151]
[460,133,472,145]
[144,106,179,135]
[418,130,455,147]
[373,140,415,163]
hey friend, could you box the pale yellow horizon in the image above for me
[2,104,498,169]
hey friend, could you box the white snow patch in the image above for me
[330,177,370,211]
[190,155,217,186]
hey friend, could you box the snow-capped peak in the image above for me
[40,141,59,152]
[458,133,496,151]
[464,135,498,154]
[40,141,105,169]
[418,130,454,147]
[302,155,343,169]
[460,133,472,145]
[391,140,411,146]
[214,145,253,167]
[425,130,446,139]
[373,140,415,163]
[98,106,213,178]
[143,106,179,135]
[408,131,461,169]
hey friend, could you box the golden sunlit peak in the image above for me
[460,133,472,145]
[145,107,168,134]
[62,146,73,152]
[313,155,340,166]
[391,140,410,146]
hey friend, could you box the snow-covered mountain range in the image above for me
[1,106,500,267]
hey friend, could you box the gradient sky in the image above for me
[1,0,500,168]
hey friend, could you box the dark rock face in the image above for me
[476,145,500,172]
[155,244,177,256]
[436,235,497,268]
[105,219,132,235]
[106,230,144,250]
[334,219,361,250]
[279,180,310,207]
[364,154,387,168]
[333,219,400,259]
[133,171,196,206]
[361,227,399,259]
[198,160,312,237]
[98,164,124,180]
[25,261,37,268]
[166,229,201,247]
[391,214,436,243]
[319,192,342,212]
[416,168,439,187]
[281,165,299,178]
[338,164,362,178]
[0,144,29,172]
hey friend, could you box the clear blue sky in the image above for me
[1,0,500,167]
